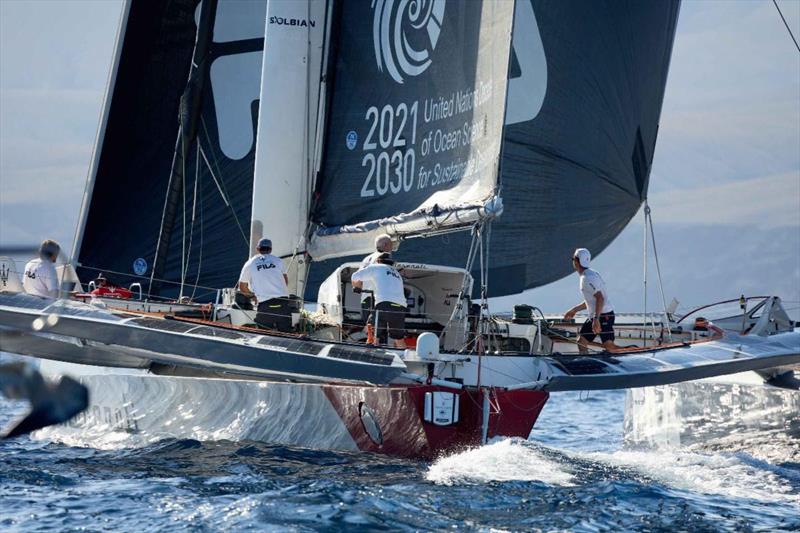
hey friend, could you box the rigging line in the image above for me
[642,200,648,347]
[484,219,495,350]
[447,222,481,326]
[773,0,800,53]
[199,117,249,246]
[646,204,673,342]
[180,133,187,299]
[476,225,486,385]
[200,117,238,207]
[191,166,205,300]
[182,144,201,295]
[197,142,249,247]
[149,127,183,297]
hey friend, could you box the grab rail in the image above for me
[129,283,143,300]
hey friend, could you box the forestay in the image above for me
[309,0,515,261]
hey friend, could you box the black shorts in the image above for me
[361,296,374,324]
[369,301,407,340]
[256,298,292,332]
[580,311,615,343]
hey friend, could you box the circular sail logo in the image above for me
[346,130,358,150]
[372,0,446,84]
[133,258,148,276]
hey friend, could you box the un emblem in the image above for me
[372,0,446,84]
[133,258,148,276]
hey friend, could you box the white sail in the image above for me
[250,0,327,293]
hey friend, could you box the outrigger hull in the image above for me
[29,359,547,460]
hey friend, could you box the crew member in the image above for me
[357,234,395,322]
[563,248,618,353]
[90,274,133,299]
[238,238,291,331]
[22,240,60,298]
[692,316,724,339]
[351,253,407,348]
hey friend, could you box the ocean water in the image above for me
[1,389,798,532]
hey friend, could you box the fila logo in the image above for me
[256,263,277,271]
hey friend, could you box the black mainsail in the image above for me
[72,0,264,300]
[306,0,681,299]
[309,0,514,261]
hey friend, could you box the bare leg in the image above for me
[577,336,589,354]
[602,340,619,352]
[392,338,407,349]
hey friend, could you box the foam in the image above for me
[426,438,575,486]
[581,448,800,506]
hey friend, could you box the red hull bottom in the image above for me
[324,385,549,460]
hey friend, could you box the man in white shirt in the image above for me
[351,253,407,348]
[563,248,618,353]
[358,234,395,321]
[23,240,60,298]
[238,238,291,331]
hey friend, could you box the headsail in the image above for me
[73,0,266,300]
[306,0,681,299]
[308,0,516,261]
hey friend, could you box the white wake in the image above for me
[426,438,575,486]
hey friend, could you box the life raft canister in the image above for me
[90,286,133,299]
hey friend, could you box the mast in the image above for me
[149,0,219,297]
[249,0,327,296]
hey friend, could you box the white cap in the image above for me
[573,248,591,268]
[374,233,392,250]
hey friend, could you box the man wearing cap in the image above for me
[357,234,395,322]
[563,248,618,353]
[238,238,291,331]
[351,253,407,348]
[22,240,61,298]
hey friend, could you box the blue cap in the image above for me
[257,238,272,250]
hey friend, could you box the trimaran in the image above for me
[0,0,798,459]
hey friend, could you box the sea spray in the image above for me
[426,438,575,486]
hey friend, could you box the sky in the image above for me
[1,0,798,318]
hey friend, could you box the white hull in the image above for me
[32,358,360,450]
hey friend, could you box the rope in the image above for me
[180,130,187,299]
[645,203,673,342]
[181,149,199,297]
[642,200,648,347]
[190,164,205,301]
[149,127,183,297]
[773,0,800,53]
[197,140,249,247]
